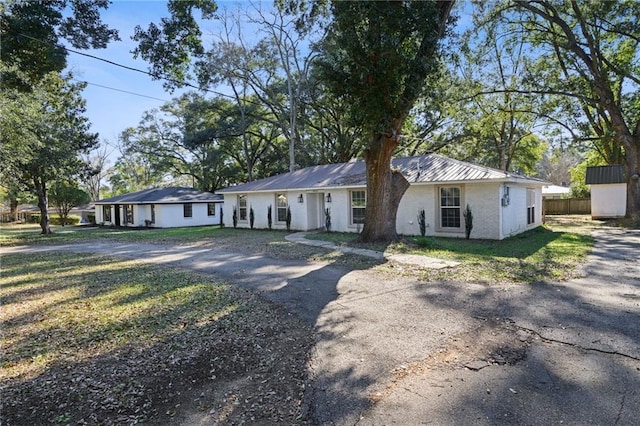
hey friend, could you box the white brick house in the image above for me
[94,187,223,228]
[219,154,547,240]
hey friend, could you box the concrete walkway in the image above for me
[285,231,460,269]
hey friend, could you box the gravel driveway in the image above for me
[3,227,639,425]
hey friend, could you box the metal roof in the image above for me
[94,187,223,204]
[219,154,545,193]
[585,165,626,185]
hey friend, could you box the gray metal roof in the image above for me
[219,154,544,193]
[585,165,626,185]
[94,187,223,204]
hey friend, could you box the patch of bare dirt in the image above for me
[1,290,314,425]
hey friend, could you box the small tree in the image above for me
[219,206,224,228]
[49,182,90,226]
[249,206,255,229]
[325,207,331,232]
[267,205,272,230]
[463,204,473,240]
[232,206,238,229]
[285,205,292,232]
[417,208,426,237]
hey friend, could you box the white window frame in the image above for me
[350,190,366,226]
[437,186,463,230]
[527,188,536,225]
[238,195,247,222]
[276,193,288,222]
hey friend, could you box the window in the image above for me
[183,203,193,218]
[150,205,155,224]
[350,190,366,225]
[527,189,535,225]
[207,203,216,216]
[238,195,247,221]
[125,205,133,224]
[103,205,111,222]
[440,187,461,228]
[276,193,288,222]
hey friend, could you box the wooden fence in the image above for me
[543,198,591,215]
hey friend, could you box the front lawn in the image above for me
[0,252,313,425]
[308,223,594,284]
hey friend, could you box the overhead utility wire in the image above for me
[17,32,239,102]
[74,80,170,102]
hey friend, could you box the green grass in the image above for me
[308,224,594,283]
[0,223,230,246]
[0,252,237,380]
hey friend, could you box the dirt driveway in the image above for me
[3,227,639,425]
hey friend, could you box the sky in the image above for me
[65,1,473,166]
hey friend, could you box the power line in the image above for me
[75,80,170,102]
[16,32,238,102]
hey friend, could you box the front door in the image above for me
[114,204,121,226]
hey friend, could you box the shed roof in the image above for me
[585,165,626,185]
[94,187,223,204]
[219,154,545,193]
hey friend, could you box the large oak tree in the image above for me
[314,1,454,241]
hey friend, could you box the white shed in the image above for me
[585,165,627,219]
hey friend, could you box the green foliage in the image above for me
[249,206,255,229]
[28,214,81,226]
[267,205,272,230]
[417,208,426,237]
[316,1,452,135]
[219,205,224,228]
[232,207,238,229]
[463,204,473,240]
[0,0,119,89]
[285,206,291,232]
[324,207,331,232]
[49,182,90,226]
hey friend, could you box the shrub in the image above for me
[417,208,426,237]
[285,206,292,231]
[325,208,331,232]
[249,206,255,229]
[463,204,473,239]
[267,205,272,230]
[50,214,81,226]
[219,206,224,228]
[232,207,238,229]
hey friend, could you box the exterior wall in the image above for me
[590,183,627,218]
[499,184,543,239]
[221,182,543,239]
[222,192,310,230]
[95,202,221,228]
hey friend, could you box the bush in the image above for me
[417,208,426,237]
[463,204,473,239]
[249,206,255,229]
[232,207,238,229]
[325,208,331,231]
[285,206,292,231]
[267,205,272,230]
[50,214,81,226]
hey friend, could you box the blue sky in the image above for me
[66,0,472,163]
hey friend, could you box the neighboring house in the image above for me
[585,165,627,219]
[218,154,547,240]
[70,203,95,223]
[542,185,571,199]
[94,187,223,228]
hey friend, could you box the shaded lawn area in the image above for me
[0,223,231,246]
[308,225,594,284]
[0,252,313,425]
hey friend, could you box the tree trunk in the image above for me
[359,131,410,242]
[9,196,18,222]
[624,139,640,218]
[34,178,52,234]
